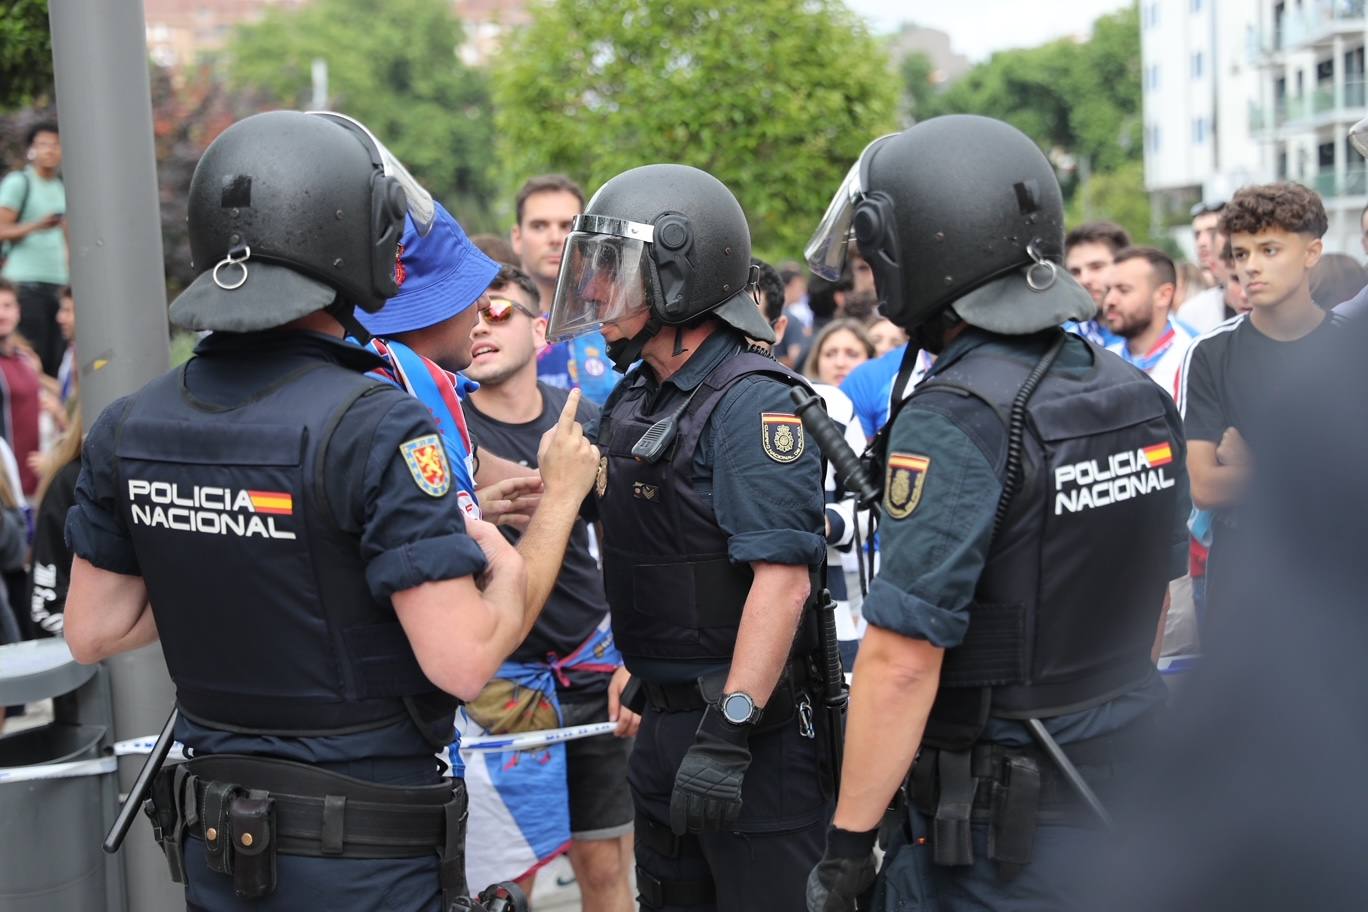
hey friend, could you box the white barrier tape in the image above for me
[459,721,618,753]
[97,721,620,768]
[0,754,117,785]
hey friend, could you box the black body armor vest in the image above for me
[112,361,457,747]
[596,350,819,665]
[905,336,1182,746]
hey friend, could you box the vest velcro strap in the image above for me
[932,750,977,867]
[635,866,715,909]
[938,601,1026,688]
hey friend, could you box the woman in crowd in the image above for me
[866,316,907,358]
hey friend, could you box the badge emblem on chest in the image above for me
[595,455,609,498]
[884,452,931,519]
[761,412,805,463]
[400,434,451,497]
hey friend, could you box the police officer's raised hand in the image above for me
[806,827,878,912]
[537,389,600,499]
[669,705,752,834]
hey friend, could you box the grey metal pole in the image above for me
[48,1,182,910]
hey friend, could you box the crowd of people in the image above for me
[3,102,1365,912]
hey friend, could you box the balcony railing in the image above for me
[1312,166,1368,198]
[1259,0,1366,54]
[1272,81,1367,128]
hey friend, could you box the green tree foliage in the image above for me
[226,0,496,228]
[923,5,1148,235]
[1065,160,1153,246]
[899,50,937,124]
[492,0,899,259]
[0,0,54,109]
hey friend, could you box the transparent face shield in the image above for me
[1351,114,1368,159]
[804,134,898,281]
[546,215,659,342]
[308,110,436,236]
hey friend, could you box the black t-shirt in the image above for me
[1180,312,1342,452]
[1179,311,1342,606]
[29,457,81,637]
[465,382,613,697]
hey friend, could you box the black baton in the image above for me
[1025,718,1115,831]
[816,588,849,792]
[104,707,178,854]
[791,387,880,510]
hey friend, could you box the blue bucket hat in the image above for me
[357,200,500,336]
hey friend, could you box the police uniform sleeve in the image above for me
[1178,338,1225,443]
[65,397,142,576]
[708,377,826,566]
[861,399,1003,649]
[335,393,488,601]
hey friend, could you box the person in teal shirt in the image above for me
[0,122,68,376]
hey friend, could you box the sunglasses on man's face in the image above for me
[478,297,536,323]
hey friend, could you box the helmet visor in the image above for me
[546,217,658,342]
[1352,114,1368,159]
[805,158,863,282]
[308,111,436,236]
[804,134,899,281]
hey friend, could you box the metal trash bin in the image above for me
[0,640,125,912]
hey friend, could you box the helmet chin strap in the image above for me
[605,314,662,372]
[327,300,373,345]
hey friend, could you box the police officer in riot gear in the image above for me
[802,116,1191,911]
[546,163,833,910]
[61,110,570,911]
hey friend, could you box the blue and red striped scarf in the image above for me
[364,337,481,521]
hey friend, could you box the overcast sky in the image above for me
[846,0,1133,62]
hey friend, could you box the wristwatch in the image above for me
[718,690,763,726]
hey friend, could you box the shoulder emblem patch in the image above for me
[400,434,451,497]
[884,452,930,519]
[761,412,805,463]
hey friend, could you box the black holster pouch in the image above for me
[201,780,241,875]
[987,755,1039,877]
[143,764,188,884]
[931,750,977,867]
[910,745,1045,874]
[230,792,277,900]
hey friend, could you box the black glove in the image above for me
[806,826,878,912]
[668,705,752,834]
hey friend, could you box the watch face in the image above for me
[721,692,754,724]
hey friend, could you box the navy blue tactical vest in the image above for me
[905,336,1181,744]
[596,350,819,664]
[112,361,457,747]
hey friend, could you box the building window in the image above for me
[1192,52,1204,79]
[1193,118,1208,144]
[1192,0,1202,10]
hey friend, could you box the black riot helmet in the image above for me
[806,115,1094,337]
[170,110,435,334]
[545,163,773,371]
